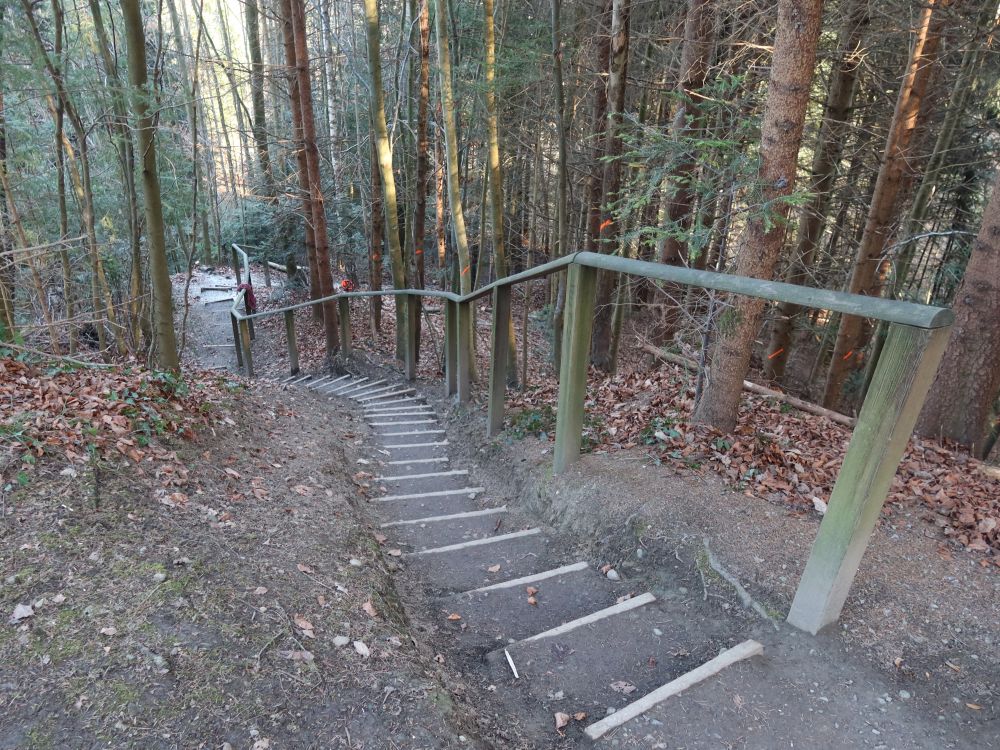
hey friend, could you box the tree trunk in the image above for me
[483,0,518,384]
[289,0,339,359]
[279,0,321,307]
[123,0,179,370]
[693,0,824,432]
[823,0,944,408]
[370,134,384,334]
[583,0,613,256]
[246,0,276,197]
[916,170,1000,456]
[415,0,431,287]
[764,0,869,380]
[364,0,408,359]
[550,0,570,373]
[433,0,472,297]
[590,0,631,371]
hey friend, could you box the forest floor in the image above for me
[0,271,485,749]
[3,264,995,749]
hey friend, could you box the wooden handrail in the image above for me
[226,249,952,330]
[224,241,954,637]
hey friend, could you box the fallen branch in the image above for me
[0,341,116,369]
[639,341,856,427]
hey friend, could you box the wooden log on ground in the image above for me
[639,342,856,427]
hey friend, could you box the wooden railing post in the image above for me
[456,299,472,402]
[232,246,242,286]
[404,294,419,381]
[238,317,254,377]
[231,311,244,369]
[338,297,351,356]
[444,300,458,396]
[284,309,299,375]
[786,322,951,634]
[487,284,512,436]
[553,263,598,474]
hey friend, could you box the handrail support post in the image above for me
[231,311,243,369]
[553,264,597,473]
[238,317,254,377]
[786,323,950,633]
[487,285,512,436]
[339,297,352,357]
[457,299,472,402]
[445,300,458,396]
[284,309,299,375]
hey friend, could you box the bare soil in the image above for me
[430,396,1000,747]
[0,383,486,749]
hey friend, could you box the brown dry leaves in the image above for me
[509,366,1000,557]
[0,357,230,489]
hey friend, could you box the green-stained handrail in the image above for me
[572,252,952,329]
[226,248,951,330]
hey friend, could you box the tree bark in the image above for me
[289,0,340,359]
[483,0,518,383]
[764,0,869,380]
[823,0,944,408]
[245,0,276,197]
[590,0,631,371]
[693,0,824,432]
[278,0,321,307]
[363,0,408,358]
[123,0,179,370]
[915,170,1000,456]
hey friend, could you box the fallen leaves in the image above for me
[508,365,1000,555]
[296,563,315,574]
[293,615,315,638]
[0,357,229,495]
[280,649,315,663]
[554,710,589,735]
[362,600,379,619]
[8,604,33,624]
[446,613,462,621]
[609,680,637,695]
[487,564,501,573]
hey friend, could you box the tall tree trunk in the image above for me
[590,0,631,371]
[916,170,1000,456]
[693,0,824,432]
[279,0,321,307]
[289,0,339,358]
[364,0,408,358]
[415,0,431,287]
[370,134,384,333]
[247,0,276,197]
[434,0,472,296]
[0,84,13,342]
[653,0,717,343]
[483,0,518,383]
[823,0,944,407]
[583,0,613,256]
[550,0,570,373]
[123,0,179,370]
[764,0,869,380]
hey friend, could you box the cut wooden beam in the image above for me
[520,592,655,644]
[584,639,764,740]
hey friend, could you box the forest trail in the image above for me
[263,363,996,748]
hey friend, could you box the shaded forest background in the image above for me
[1,0,999,458]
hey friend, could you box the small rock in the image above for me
[678,586,688,595]
[635,548,645,559]
[652,627,663,636]
[332,636,350,648]
[899,690,912,700]
[349,558,364,567]
[606,569,620,581]
[153,572,167,583]
[605,707,616,716]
